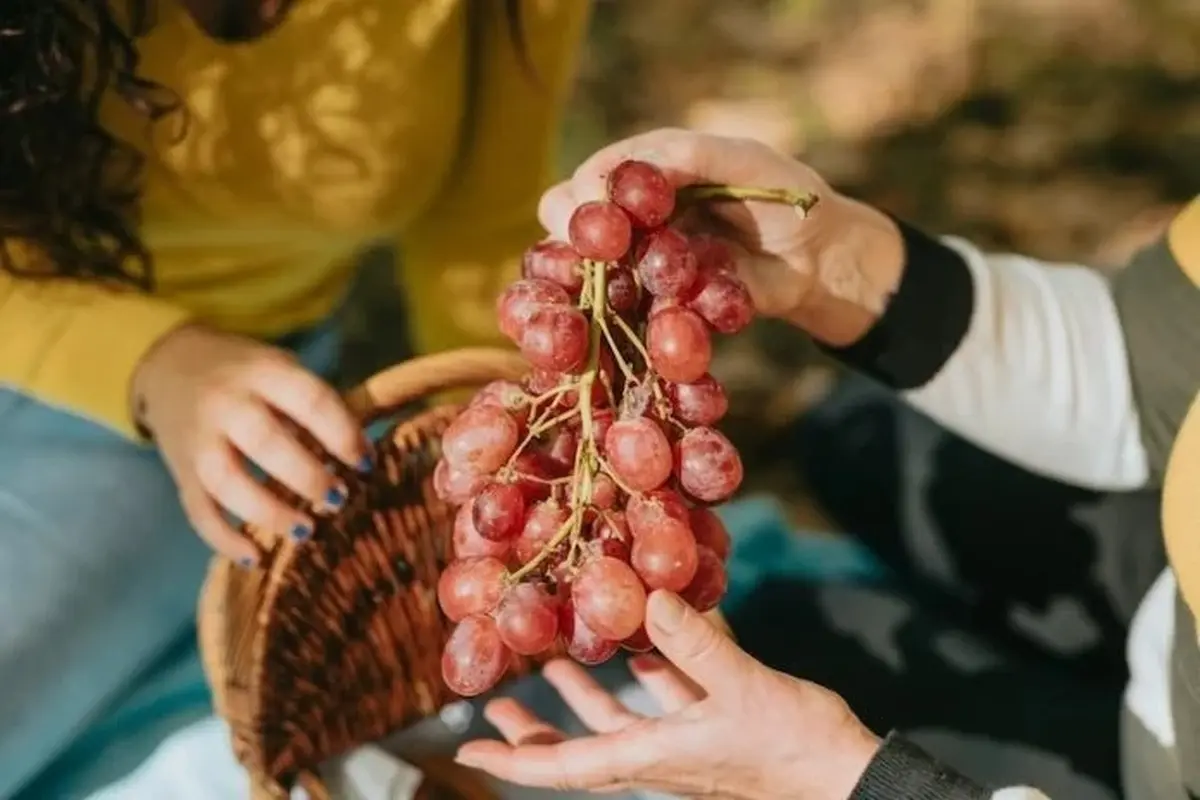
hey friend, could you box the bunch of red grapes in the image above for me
[433,160,755,697]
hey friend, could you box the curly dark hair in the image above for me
[0,0,181,290]
[0,0,530,293]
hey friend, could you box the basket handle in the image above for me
[343,347,529,425]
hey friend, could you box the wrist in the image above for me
[129,321,202,437]
[821,724,882,800]
[786,194,905,347]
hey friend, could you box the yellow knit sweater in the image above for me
[0,0,589,437]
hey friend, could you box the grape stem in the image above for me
[595,454,638,497]
[529,406,580,437]
[608,310,651,365]
[676,184,820,217]
[506,258,609,583]
[596,315,636,381]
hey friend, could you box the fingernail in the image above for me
[237,556,256,569]
[290,522,313,541]
[325,484,347,511]
[649,591,687,634]
[356,454,373,473]
[454,751,480,768]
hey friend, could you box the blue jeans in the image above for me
[0,321,341,799]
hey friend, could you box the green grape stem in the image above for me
[676,183,820,217]
[506,259,608,584]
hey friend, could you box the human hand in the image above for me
[539,128,905,346]
[131,324,371,564]
[455,591,880,800]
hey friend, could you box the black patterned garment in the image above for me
[805,199,1200,800]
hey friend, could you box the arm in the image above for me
[816,208,1156,492]
[400,0,591,356]
[0,247,191,439]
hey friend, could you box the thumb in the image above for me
[644,591,758,694]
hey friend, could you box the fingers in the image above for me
[223,402,346,514]
[645,591,759,696]
[628,654,705,713]
[248,356,369,471]
[541,128,768,241]
[539,128,707,239]
[543,659,641,733]
[456,724,661,792]
[193,443,315,543]
[178,484,258,564]
[483,698,566,746]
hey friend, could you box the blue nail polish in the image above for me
[357,454,373,473]
[290,522,313,541]
[237,556,255,569]
[325,485,347,510]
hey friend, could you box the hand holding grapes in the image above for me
[132,324,371,564]
[539,128,906,346]
[455,590,881,800]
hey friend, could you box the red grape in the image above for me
[690,233,736,274]
[471,483,526,542]
[680,546,728,612]
[524,241,584,296]
[688,272,755,334]
[441,405,520,474]
[595,510,632,548]
[442,614,510,697]
[646,307,712,383]
[586,534,631,563]
[543,426,578,472]
[688,506,732,561]
[622,625,654,653]
[510,451,556,503]
[626,489,689,533]
[434,459,489,506]
[495,583,560,655]
[523,368,561,397]
[648,294,683,318]
[515,500,569,564]
[497,278,570,340]
[606,267,640,313]
[471,379,527,411]
[667,374,728,426]
[591,472,618,509]
[437,556,507,621]
[519,305,590,373]
[608,160,675,228]
[604,417,673,492]
[631,517,699,592]
[568,201,633,261]
[470,380,530,428]
[572,555,647,640]
[452,504,511,560]
[636,228,698,298]
[559,601,620,665]
[676,427,744,502]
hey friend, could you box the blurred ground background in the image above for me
[348,0,1200,530]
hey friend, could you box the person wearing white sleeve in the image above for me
[453,128,1200,800]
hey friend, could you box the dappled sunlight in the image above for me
[124,0,464,239]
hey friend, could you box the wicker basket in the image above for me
[198,347,731,799]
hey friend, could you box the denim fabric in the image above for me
[0,320,341,799]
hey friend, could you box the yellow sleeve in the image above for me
[400,0,591,356]
[0,264,191,439]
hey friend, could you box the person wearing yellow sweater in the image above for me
[0,1,588,796]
